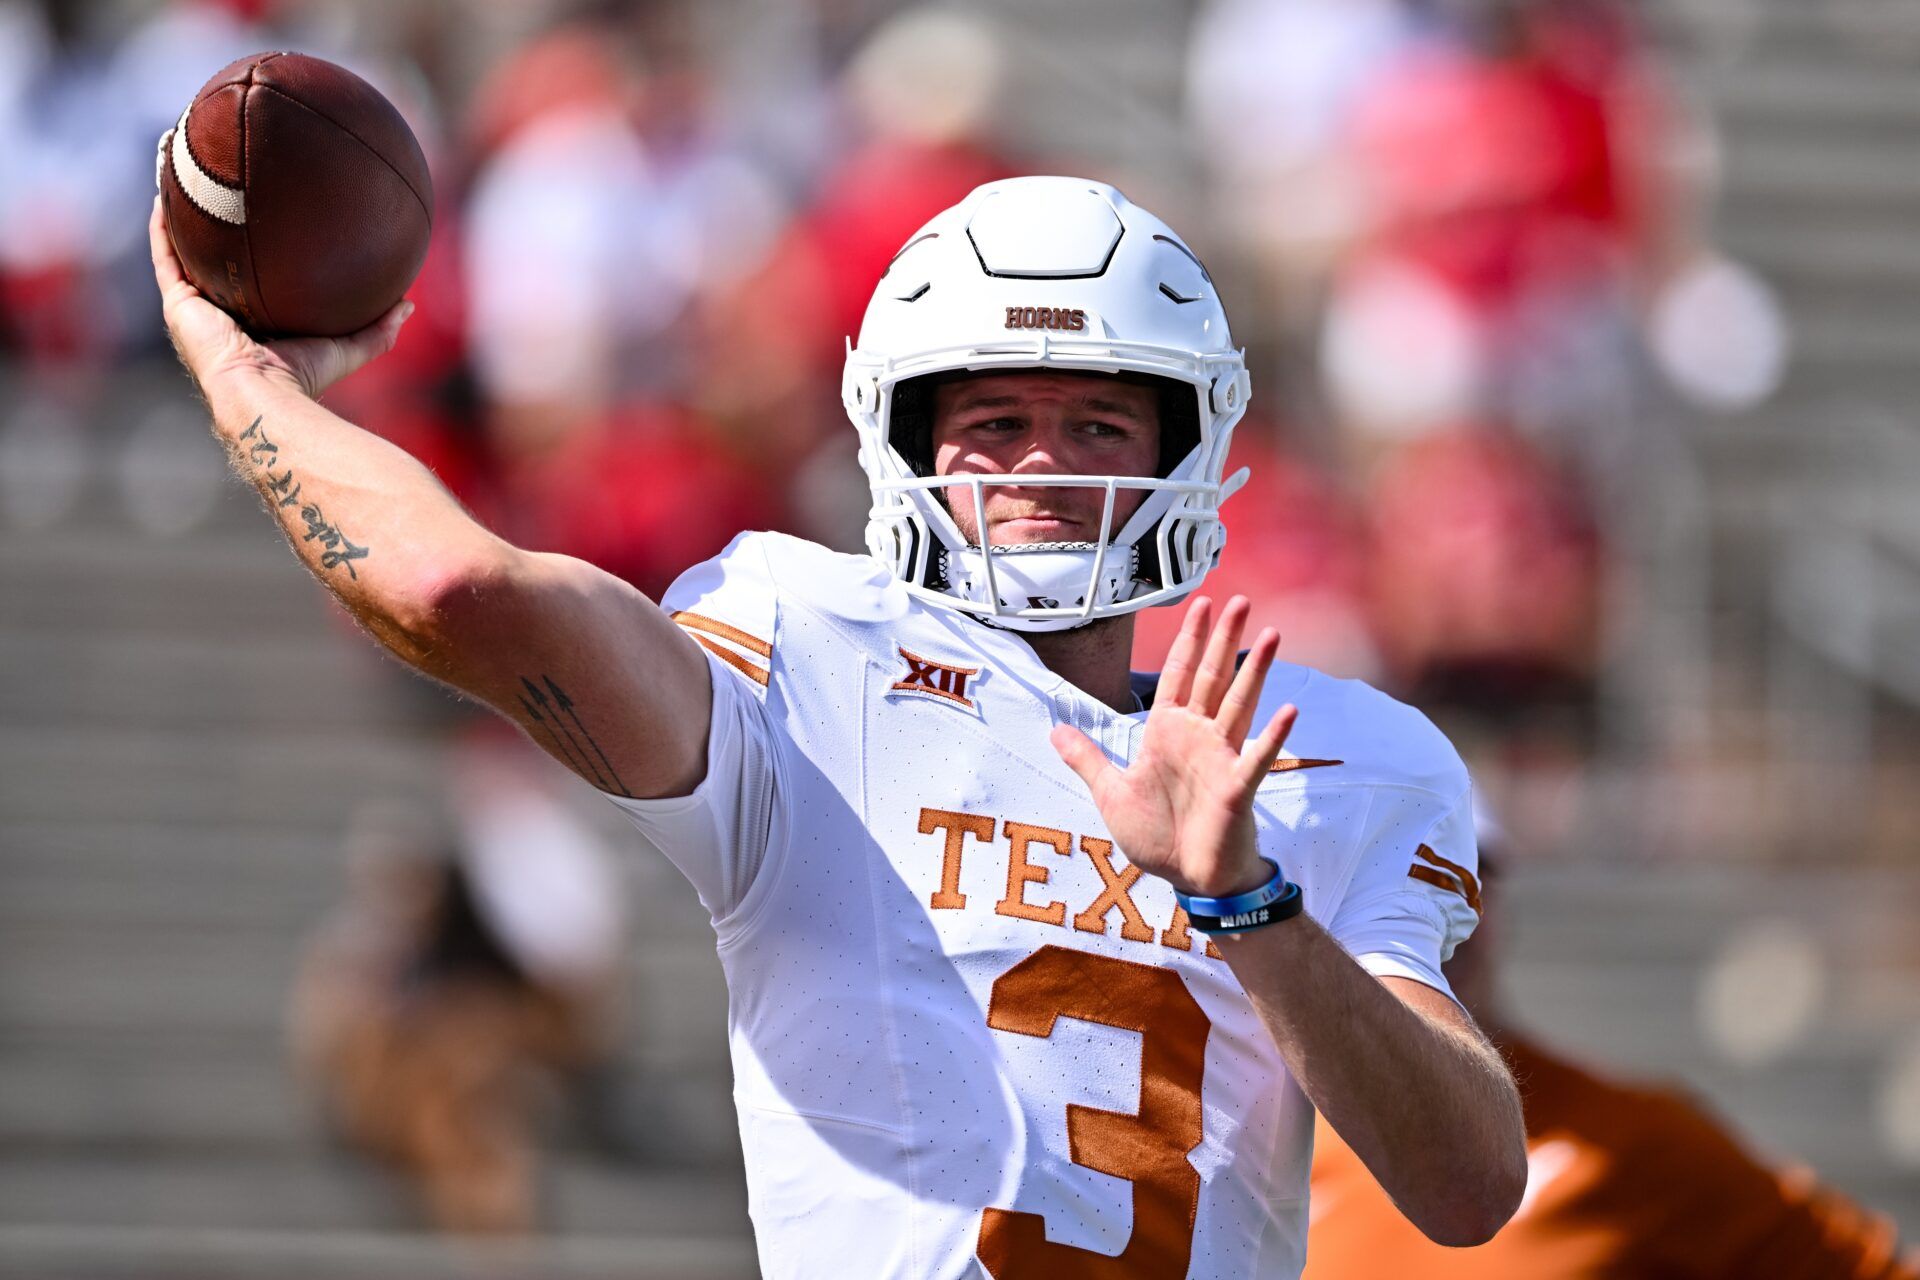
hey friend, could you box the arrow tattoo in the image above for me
[519,679,593,780]
[519,675,630,796]
[523,675,603,788]
[544,674,630,797]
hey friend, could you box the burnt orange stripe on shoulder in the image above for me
[671,611,772,658]
[1409,843,1483,915]
[688,633,770,687]
[1268,757,1343,774]
[1408,864,1475,911]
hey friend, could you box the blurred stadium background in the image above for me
[2,0,1918,1275]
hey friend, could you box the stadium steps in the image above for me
[0,470,752,1266]
[1687,12,1920,591]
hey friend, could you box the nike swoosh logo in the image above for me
[1268,757,1343,774]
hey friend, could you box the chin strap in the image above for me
[937,542,1143,616]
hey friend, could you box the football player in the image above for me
[152,176,1525,1278]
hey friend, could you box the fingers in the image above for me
[1050,723,1115,795]
[281,298,414,399]
[1186,595,1250,717]
[342,298,414,365]
[1217,625,1279,747]
[1238,702,1299,790]
[1155,595,1211,709]
[149,195,192,298]
[337,297,415,377]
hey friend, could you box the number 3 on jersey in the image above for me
[976,946,1212,1279]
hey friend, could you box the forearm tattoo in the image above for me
[238,416,371,579]
[518,673,632,797]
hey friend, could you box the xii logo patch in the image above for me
[889,646,981,710]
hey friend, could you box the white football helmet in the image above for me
[843,176,1251,632]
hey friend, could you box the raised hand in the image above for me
[150,195,410,402]
[1051,595,1297,899]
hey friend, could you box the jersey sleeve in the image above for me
[601,533,786,925]
[1326,777,1481,1000]
[657,532,778,703]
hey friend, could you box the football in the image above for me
[157,51,432,337]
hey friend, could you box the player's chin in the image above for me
[987,517,1097,544]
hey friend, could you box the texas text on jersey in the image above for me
[612,530,1477,1278]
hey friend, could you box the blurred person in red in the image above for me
[462,8,784,424]
[1305,805,1920,1280]
[1188,2,1680,723]
[460,17,675,444]
[1348,0,1657,318]
[1365,422,1603,715]
[458,12,786,597]
[1316,0,1680,470]
[698,4,1013,537]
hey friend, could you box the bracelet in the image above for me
[1175,859,1304,934]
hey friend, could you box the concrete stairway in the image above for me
[0,383,755,1276]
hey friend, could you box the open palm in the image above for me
[1052,596,1297,900]
[149,195,409,400]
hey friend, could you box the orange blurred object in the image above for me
[1307,1035,1920,1280]
[293,853,603,1236]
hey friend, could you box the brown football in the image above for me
[157,51,432,337]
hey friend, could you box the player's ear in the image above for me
[1154,380,1194,478]
[898,374,947,477]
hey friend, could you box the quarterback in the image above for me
[152,176,1525,1277]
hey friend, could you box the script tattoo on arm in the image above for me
[238,416,371,579]
[516,673,632,797]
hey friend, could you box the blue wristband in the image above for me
[1175,859,1304,934]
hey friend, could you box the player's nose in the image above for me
[1007,415,1081,474]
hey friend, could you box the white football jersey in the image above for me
[607,532,1480,1280]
